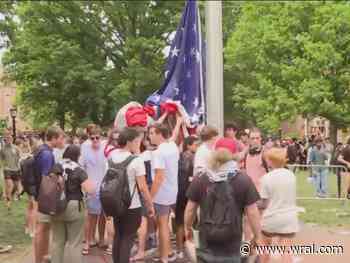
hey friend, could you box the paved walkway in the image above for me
[3,223,350,263]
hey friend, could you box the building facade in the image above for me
[0,68,30,133]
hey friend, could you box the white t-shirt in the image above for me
[152,141,179,205]
[194,143,212,175]
[53,145,68,164]
[109,150,145,209]
[80,141,108,196]
[260,168,299,234]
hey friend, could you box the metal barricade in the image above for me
[287,164,348,200]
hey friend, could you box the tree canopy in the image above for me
[1,1,184,129]
[225,2,350,137]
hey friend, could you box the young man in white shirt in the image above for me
[149,124,180,263]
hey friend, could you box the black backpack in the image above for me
[37,164,67,215]
[178,152,193,199]
[20,149,44,197]
[199,174,241,245]
[100,155,137,217]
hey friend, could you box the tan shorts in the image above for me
[37,212,52,224]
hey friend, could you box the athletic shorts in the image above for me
[86,195,102,215]
[154,203,175,217]
[37,211,52,224]
[4,170,21,181]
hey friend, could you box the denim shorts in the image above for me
[86,195,102,215]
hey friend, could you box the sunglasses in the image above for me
[90,136,100,141]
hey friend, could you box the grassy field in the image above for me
[0,168,31,262]
[0,195,32,263]
[0,197,31,246]
[295,169,350,227]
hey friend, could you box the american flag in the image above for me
[146,0,206,125]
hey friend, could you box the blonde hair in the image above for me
[209,148,234,171]
[265,147,287,168]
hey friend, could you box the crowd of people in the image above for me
[1,120,350,263]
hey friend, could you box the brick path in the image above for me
[4,223,350,263]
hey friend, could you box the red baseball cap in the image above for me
[215,138,237,154]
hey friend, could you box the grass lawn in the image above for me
[0,169,31,263]
[0,197,31,246]
[0,197,32,263]
[295,169,350,227]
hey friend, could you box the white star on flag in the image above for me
[193,24,197,33]
[171,47,179,57]
[193,97,199,107]
[152,96,160,104]
[198,106,205,114]
[174,87,180,95]
[191,113,199,122]
[186,71,192,79]
[196,50,201,63]
[190,47,196,56]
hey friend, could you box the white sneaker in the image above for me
[177,251,184,259]
[168,252,177,262]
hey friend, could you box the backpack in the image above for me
[20,148,45,197]
[100,155,137,217]
[20,156,38,196]
[37,164,67,215]
[178,152,193,199]
[199,174,241,244]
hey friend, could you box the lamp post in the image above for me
[10,107,17,143]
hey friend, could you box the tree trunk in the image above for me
[329,121,338,145]
[59,114,65,130]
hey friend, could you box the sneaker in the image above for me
[153,253,177,263]
[168,253,177,262]
[177,251,184,259]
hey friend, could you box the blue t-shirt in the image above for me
[36,144,55,177]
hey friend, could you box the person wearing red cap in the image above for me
[185,137,262,263]
[215,137,237,154]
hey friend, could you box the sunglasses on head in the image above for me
[90,136,100,141]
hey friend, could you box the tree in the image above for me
[225,2,350,141]
[2,1,184,129]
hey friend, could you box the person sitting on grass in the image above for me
[260,147,299,263]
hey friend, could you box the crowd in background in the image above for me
[1,121,350,263]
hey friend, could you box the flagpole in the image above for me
[205,0,224,135]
